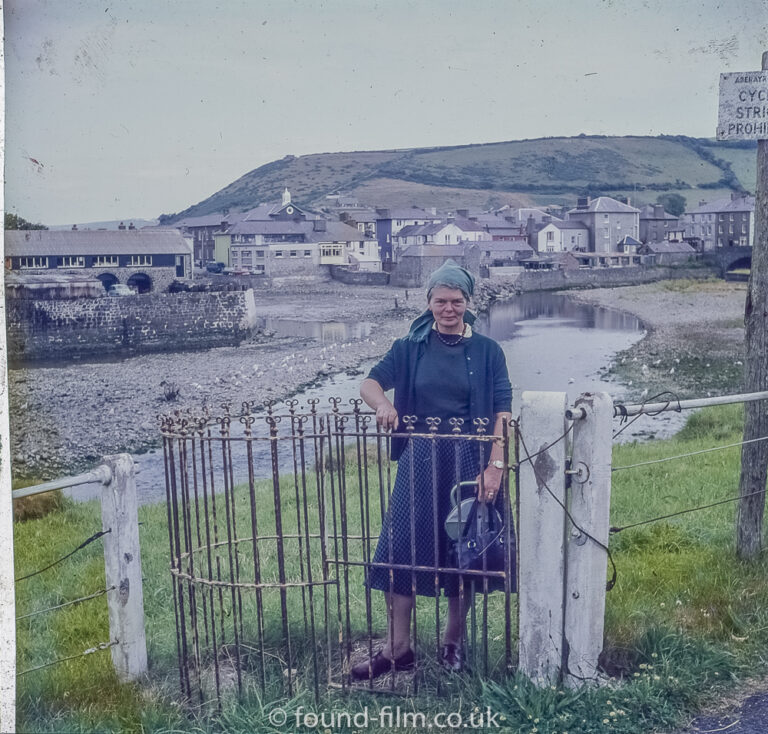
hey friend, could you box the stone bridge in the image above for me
[702,246,752,277]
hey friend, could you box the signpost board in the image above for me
[718,70,768,141]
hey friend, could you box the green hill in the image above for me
[160,135,757,222]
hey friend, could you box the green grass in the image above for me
[13,404,768,732]
[168,135,754,220]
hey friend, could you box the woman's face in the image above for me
[428,286,467,333]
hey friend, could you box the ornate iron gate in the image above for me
[160,399,519,705]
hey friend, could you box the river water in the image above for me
[67,292,676,506]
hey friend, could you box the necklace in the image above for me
[434,323,467,346]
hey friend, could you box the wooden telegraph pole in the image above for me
[719,53,768,558]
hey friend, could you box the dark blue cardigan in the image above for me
[367,332,512,460]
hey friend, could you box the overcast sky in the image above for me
[5,0,767,225]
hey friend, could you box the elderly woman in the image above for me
[351,260,512,681]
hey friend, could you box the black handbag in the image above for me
[445,485,516,592]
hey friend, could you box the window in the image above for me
[546,231,554,241]
[93,255,119,267]
[603,228,609,238]
[256,250,265,258]
[729,225,733,234]
[58,256,85,268]
[719,225,723,234]
[254,264,265,272]
[546,244,555,253]
[289,250,297,257]
[485,251,491,257]
[19,256,48,269]
[128,255,152,266]
[730,214,734,221]
[571,236,576,244]
[274,250,283,258]
[304,250,311,257]
[742,224,747,234]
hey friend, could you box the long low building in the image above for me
[4,229,193,293]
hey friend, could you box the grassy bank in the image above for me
[13,404,768,733]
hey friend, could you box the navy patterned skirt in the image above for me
[367,436,489,597]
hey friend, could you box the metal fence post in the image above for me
[563,392,613,686]
[518,391,568,684]
[100,454,148,681]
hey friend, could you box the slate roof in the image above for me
[495,207,562,224]
[482,241,534,252]
[688,195,755,215]
[568,197,640,214]
[638,205,677,220]
[227,219,368,242]
[642,241,696,254]
[174,212,245,228]
[548,221,589,230]
[376,207,439,220]
[617,235,643,246]
[399,244,466,258]
[5,229,191,256]
[397,218,487,238]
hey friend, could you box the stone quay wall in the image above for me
[473,265,719,310]
[328,265,390,285]
[6,290,258,364]
[514,264,717,292]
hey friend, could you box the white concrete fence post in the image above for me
[100,454,148,682]
[564,392,613,686]
[519,391,613,687]
[518,391,569,684]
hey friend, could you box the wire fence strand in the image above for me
[14,528,111,583]
[612,434,768,472]
[611,488,768,534]
[17,641,118,677]
[16,587,115,621]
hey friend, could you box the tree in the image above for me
[655,193,687,217]
[4,213,47,230]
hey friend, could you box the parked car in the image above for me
[107,284,136,297]
[205,261,225,273]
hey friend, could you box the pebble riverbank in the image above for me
[9,278,749,481]
[9,283,423,481]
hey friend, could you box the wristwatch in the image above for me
[488,460,504,470]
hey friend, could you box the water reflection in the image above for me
[476,292,641,339]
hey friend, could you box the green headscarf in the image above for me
[407,259,477,342]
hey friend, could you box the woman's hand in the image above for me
[476,464,503,503]
[375,403,399,431]
[360,378,399,431]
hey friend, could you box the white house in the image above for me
[536,221,590,253]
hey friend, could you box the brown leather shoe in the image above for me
[440,643,465,672]
[350,648,415,682]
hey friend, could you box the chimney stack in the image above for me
[313,219,327,232]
